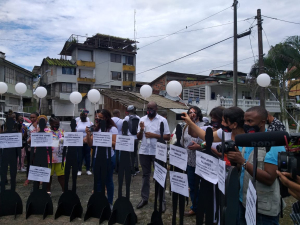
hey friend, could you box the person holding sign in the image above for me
[136,101,170,212]
[180,106,205,217]
[76,112,93,176]
[44,115,65,194]
[85,109,117,207]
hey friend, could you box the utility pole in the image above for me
[233,0,238,106]
[257,9,265,108]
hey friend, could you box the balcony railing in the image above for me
[123,65,135,71]
[122,81,136,87]
[76,60,95,67]
[77,77,96,83]
[220,98,296,108]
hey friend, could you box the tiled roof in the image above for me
[100,89,187,110]
[44,57,76,67]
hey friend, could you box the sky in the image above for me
[0,0,299,82]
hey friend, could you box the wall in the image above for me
[53,100,78,117]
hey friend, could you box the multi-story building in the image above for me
[37,33,137,120]
[0,51,34,113]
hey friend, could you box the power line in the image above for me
[137,35,233,76]
[262,15,300,25]
[195,56,255,75]
[136,18,254,39]
[138,5,233,50]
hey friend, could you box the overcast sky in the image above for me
[0,0,299,82]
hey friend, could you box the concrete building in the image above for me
[0,51,34,113]
[37,33,137,120]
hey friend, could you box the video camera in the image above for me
[216,140,236,153]
[278,133,300,180]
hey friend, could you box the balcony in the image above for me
[123,65,135,71]
[77,77,96,83]
[76,60,95,68]
[123,81,136,87]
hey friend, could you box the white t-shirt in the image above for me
[138,114,170,155]
[75,117,90,123]
[76,121,93,137]
[123,114,141,139]
[112,117,123,135]
[94,126,118,158]
[216,128,232,142]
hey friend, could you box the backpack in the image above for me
[128,114,140,135]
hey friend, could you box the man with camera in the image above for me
[227,106,285,225]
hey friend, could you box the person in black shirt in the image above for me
[267,112,286,131]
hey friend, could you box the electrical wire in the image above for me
[138,5,233,50]
[262,15,300,25]
[137,36,233,76]
[195,56,255,75]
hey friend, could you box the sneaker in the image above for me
[77,171,82,176]
[86,171,92,175]
[21,168,27,172]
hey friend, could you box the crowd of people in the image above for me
[1,102,300,225]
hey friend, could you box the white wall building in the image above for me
[37,34,137,120]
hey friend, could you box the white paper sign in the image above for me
[0,133,22,148]
[195,151,218,184]
[115,135,134,152]
[155,142,167,163]
[218,159,226,195]
[31,133,52,147]
[28,165,51,183]
[153,161,167,188]
[63,132,83,146]
[245,180,257,225]
[93,132,112,147]
[170,171,189,197]
[169,145,188,171]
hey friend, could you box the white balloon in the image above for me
[166,80,182,97]
[257,73,271,87]
[0,82,8,94]
[88,89,100,103]
[69,91,82,104]
[140,85,152,98]
[15,82,27,95]
[35,87,47,98]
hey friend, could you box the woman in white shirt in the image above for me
[76,112,93,176]
[86,109,117,207]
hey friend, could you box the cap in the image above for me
[127,105,136,112]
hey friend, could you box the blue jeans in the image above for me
[78,143,91,171]
[187,165,200,212]
[237,201,279,225]
[94,153,116,205]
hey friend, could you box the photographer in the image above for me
[277,171,300,201]
[183,106,245,145]
[181,106,205,217]
[227,106,285,225]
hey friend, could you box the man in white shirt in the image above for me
[136,102,170,212]
[111,109,123,135]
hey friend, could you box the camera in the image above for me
[87,126,94,132]
[216,140,236,153]
[278,152,300,179]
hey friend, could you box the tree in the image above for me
[250,35,300,122]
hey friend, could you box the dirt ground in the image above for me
[0,170,296,225]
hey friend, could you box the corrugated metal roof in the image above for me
[100,89,187,110]
[44,57,76,67]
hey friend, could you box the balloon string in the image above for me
[39,98,42,114]
[178,96,189,108]
[73,104,75,118]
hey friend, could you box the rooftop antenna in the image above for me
[134,9,137,52]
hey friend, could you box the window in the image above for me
[111,71,121,81]
[123,73,133,81]
[78,99,85,111]
[9,97,20,105]
[25,76,32,89]
[62,67,76,75]
[78,84,90,93]
[242,91,250,98]
[78,50,93,61]
[61,83,73,93]
[16,73,25,83]
[123,55,134,65]
[5,67,15,84]
[110,53,121,63]
[111,85,121,90]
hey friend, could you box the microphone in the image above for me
[235,131,289,147]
